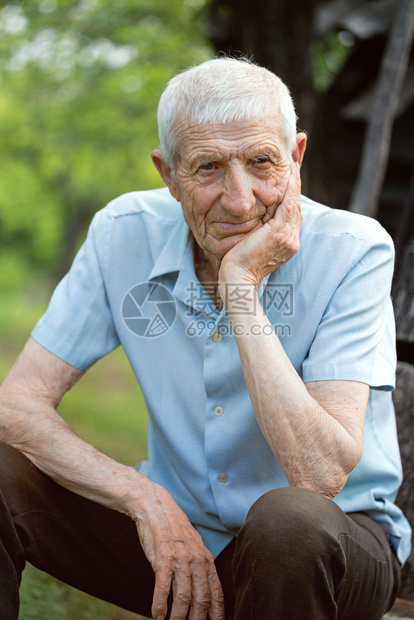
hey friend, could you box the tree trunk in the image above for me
[393,362,414,600]
[349,0,414,217]
[394,228,414,344]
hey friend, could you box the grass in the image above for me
[19,566,144,620]
[0,287,150,619]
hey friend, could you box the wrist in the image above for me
[109,467,155,517]
[219,264,261,296]
[220,280,261,317]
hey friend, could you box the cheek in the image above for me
[179,188,212,237]
[187,186,217,220]
[263,173,287,201]
[261,169,290,215]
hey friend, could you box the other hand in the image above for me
[133,479,225,620]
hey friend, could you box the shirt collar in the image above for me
[148,215,191,280]
[148,215,203,312]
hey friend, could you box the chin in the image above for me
[213,235,245,260]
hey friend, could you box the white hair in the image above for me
[157,57,298,170]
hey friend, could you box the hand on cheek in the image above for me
[261,163,294,225]
[219,161,302,290]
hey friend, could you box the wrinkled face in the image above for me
[165,117,294,261]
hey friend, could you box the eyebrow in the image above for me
[187,146,282,170]
[188,152,225,170]
[247,147,282,161]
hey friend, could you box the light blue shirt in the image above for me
[32,187,412,565]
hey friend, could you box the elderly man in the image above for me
[0,57,410,620]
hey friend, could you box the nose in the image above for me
[220,167,256,216]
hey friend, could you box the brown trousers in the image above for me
[0,443,401,619]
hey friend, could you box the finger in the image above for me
[262,162,301,226]
[206,564,225,620]
[292,161,302,202]
[275,170,301,222]
[151,568,172,620]
[287,163,301,204]
[267,170,300,226]
[186,558,215,620]
[169,570,192,619]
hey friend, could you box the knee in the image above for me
[235,487,346,565]
[243,486,335,536]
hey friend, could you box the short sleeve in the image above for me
[31,211,120,370]
[302,231,396,390]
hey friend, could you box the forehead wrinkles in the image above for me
[174,118,285,168]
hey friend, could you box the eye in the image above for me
[197,161,220,175]
[252,156,270,165]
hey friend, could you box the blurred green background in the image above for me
[0,0,211,292]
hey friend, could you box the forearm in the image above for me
[0,388,152,518]
[224,285,362,498]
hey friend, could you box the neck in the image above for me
[193,243,220,282]
[193,243,223,311]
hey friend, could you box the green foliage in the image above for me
[0,288,49,358]
[311,31,355,92]
[0,0,212,288]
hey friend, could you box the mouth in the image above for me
[215,219,260,235]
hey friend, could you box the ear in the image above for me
[151,149,180,201]
[292,132,307,167]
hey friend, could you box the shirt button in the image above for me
[214,406,224,416]
[212,332,222,343]
[218,473,228,483]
